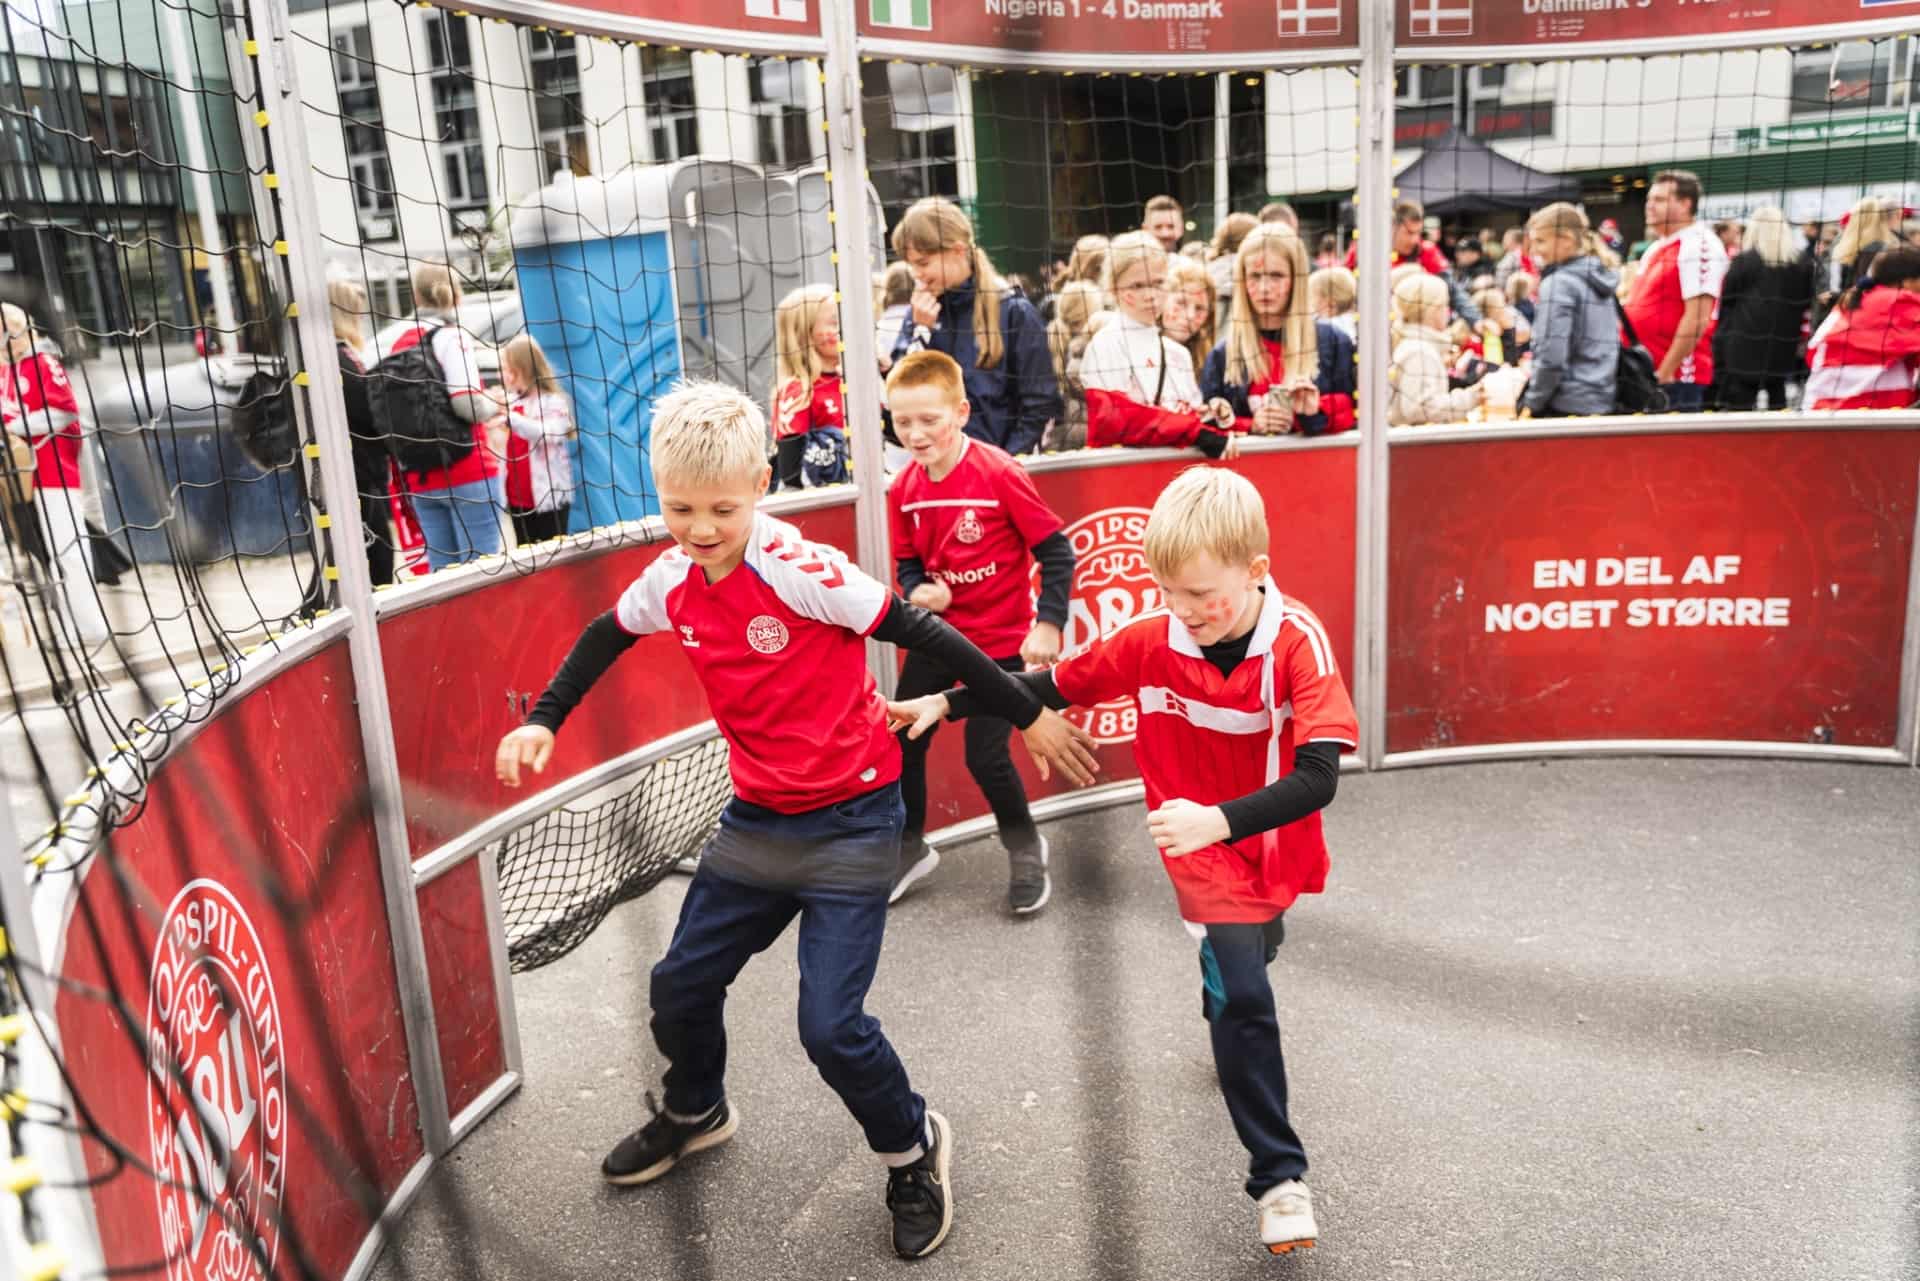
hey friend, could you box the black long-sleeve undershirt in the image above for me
[525,595,1045,737]
[894,529,1075,632]
[939,656,1341,843]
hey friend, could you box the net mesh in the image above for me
[496,733,731,973]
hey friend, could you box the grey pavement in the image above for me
[369,758,1920,1281]
[1,553,309,846]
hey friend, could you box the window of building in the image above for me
[642,47,698,162]
[424,13,487,209]
[863,61,959,228]
[1789,38,1911,116]
[529,29,589,178]
[333,25,395,224]
[748,57,814,171]
[1393,64,1455,146]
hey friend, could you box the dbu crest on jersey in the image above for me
[954,508,985,544]
[1035,506,1161,745]
[745,614,790,654]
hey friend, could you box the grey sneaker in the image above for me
[1258,1179,1317,1254]
[889,842,940,905]
[1007,834,1051,915]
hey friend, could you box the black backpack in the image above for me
[1610,297,1670,415]
[230,369,300,472]
[366,321,477,473]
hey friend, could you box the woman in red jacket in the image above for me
[2,302,110,648]
[1804,247,1920,410]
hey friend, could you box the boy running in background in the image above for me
[888,466,1356,1255]
[494,381,1097,1260]
[886,350,1076,913]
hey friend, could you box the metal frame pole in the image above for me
[1356,0,1394,769]
[245,0,453,1155]
[818,0,898,697]
[0,806,105,1280]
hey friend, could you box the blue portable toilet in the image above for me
[510,170,680,528]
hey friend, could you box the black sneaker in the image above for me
[888,842,941,906]
[1007,834,1051,915]
[601,1091,737,1186]
[887,1109,954,1258]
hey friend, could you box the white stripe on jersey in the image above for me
[1279,607,1332,677]
[898,498,1004,512]
[1137,685,1271,735]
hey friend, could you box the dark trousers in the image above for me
[510,504,571,545]
[895,649,1038,856]
[1661,382,1706,413]
[1713,377,1787,412]
[648,785,927,1156]
[1201,916,1308,1199]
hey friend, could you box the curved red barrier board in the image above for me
[1386,429,1920,752]
[419,859,508,1119]
[55,640,425,1281]
[1397,0,1919,45]
[860,0,1358,54]
[914,447,1360,834]
[382,502,858,859]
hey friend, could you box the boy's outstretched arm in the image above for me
[872,597,1099,786]
[496,610,639,786]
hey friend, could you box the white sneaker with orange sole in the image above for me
[1258,1179,1317,1255]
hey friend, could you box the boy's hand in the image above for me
[1020,708,1100,786]
[1147,798,1230,857]
[1020,621,1062,669]
[496,725,556,787]
[1220,432,1243,461]
[885,694,949,739]
[909,581,952,613]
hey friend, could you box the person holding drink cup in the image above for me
[1201,223,1356,437]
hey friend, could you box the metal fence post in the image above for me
[243,0,453,1156]
[819,0,898,697]
[1356,0,1395,770]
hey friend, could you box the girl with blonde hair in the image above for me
[1832,195,1902,294]
[1306,266,1356,342]
[1387,273,1482,425]
[1200,221,1355,435]
[770,283,849,488]
[327,275,398,583]
[889,197,1059,455]
[496,333,576,543]
[1042,279,1105,451]
[1161,252,1217,375]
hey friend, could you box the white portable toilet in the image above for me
[510,169,680,527]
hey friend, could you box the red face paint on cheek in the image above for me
[1202,595,1238,623]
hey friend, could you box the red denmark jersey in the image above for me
[1052,587,1358,926]
[889,437,1062,657]
[614,512,898,813]
[1,352,82,488]
[1624,223,1727,386]
[773,371,845,440]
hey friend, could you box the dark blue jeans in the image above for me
[648,784,927,1157]
[1201,915,1307,1198]
[1662,382,1706,413]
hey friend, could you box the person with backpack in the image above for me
[1519,203,1619,418]
[373,262,505,571]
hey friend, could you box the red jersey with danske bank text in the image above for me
[614,512,898,812]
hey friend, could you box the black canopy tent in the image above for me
[1391,127,1580,216]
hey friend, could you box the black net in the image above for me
[1385,42,1918,422]
[496,733,731,973]
[288,4,855,577]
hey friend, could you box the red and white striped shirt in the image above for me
[615,512,897,813]
[1804,286,1920,411]
[1623,222,1727,386]
[1052,585,1358,927]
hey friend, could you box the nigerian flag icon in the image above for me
[870,0,932,30]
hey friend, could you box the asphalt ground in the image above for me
[371,757,1919,1281]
